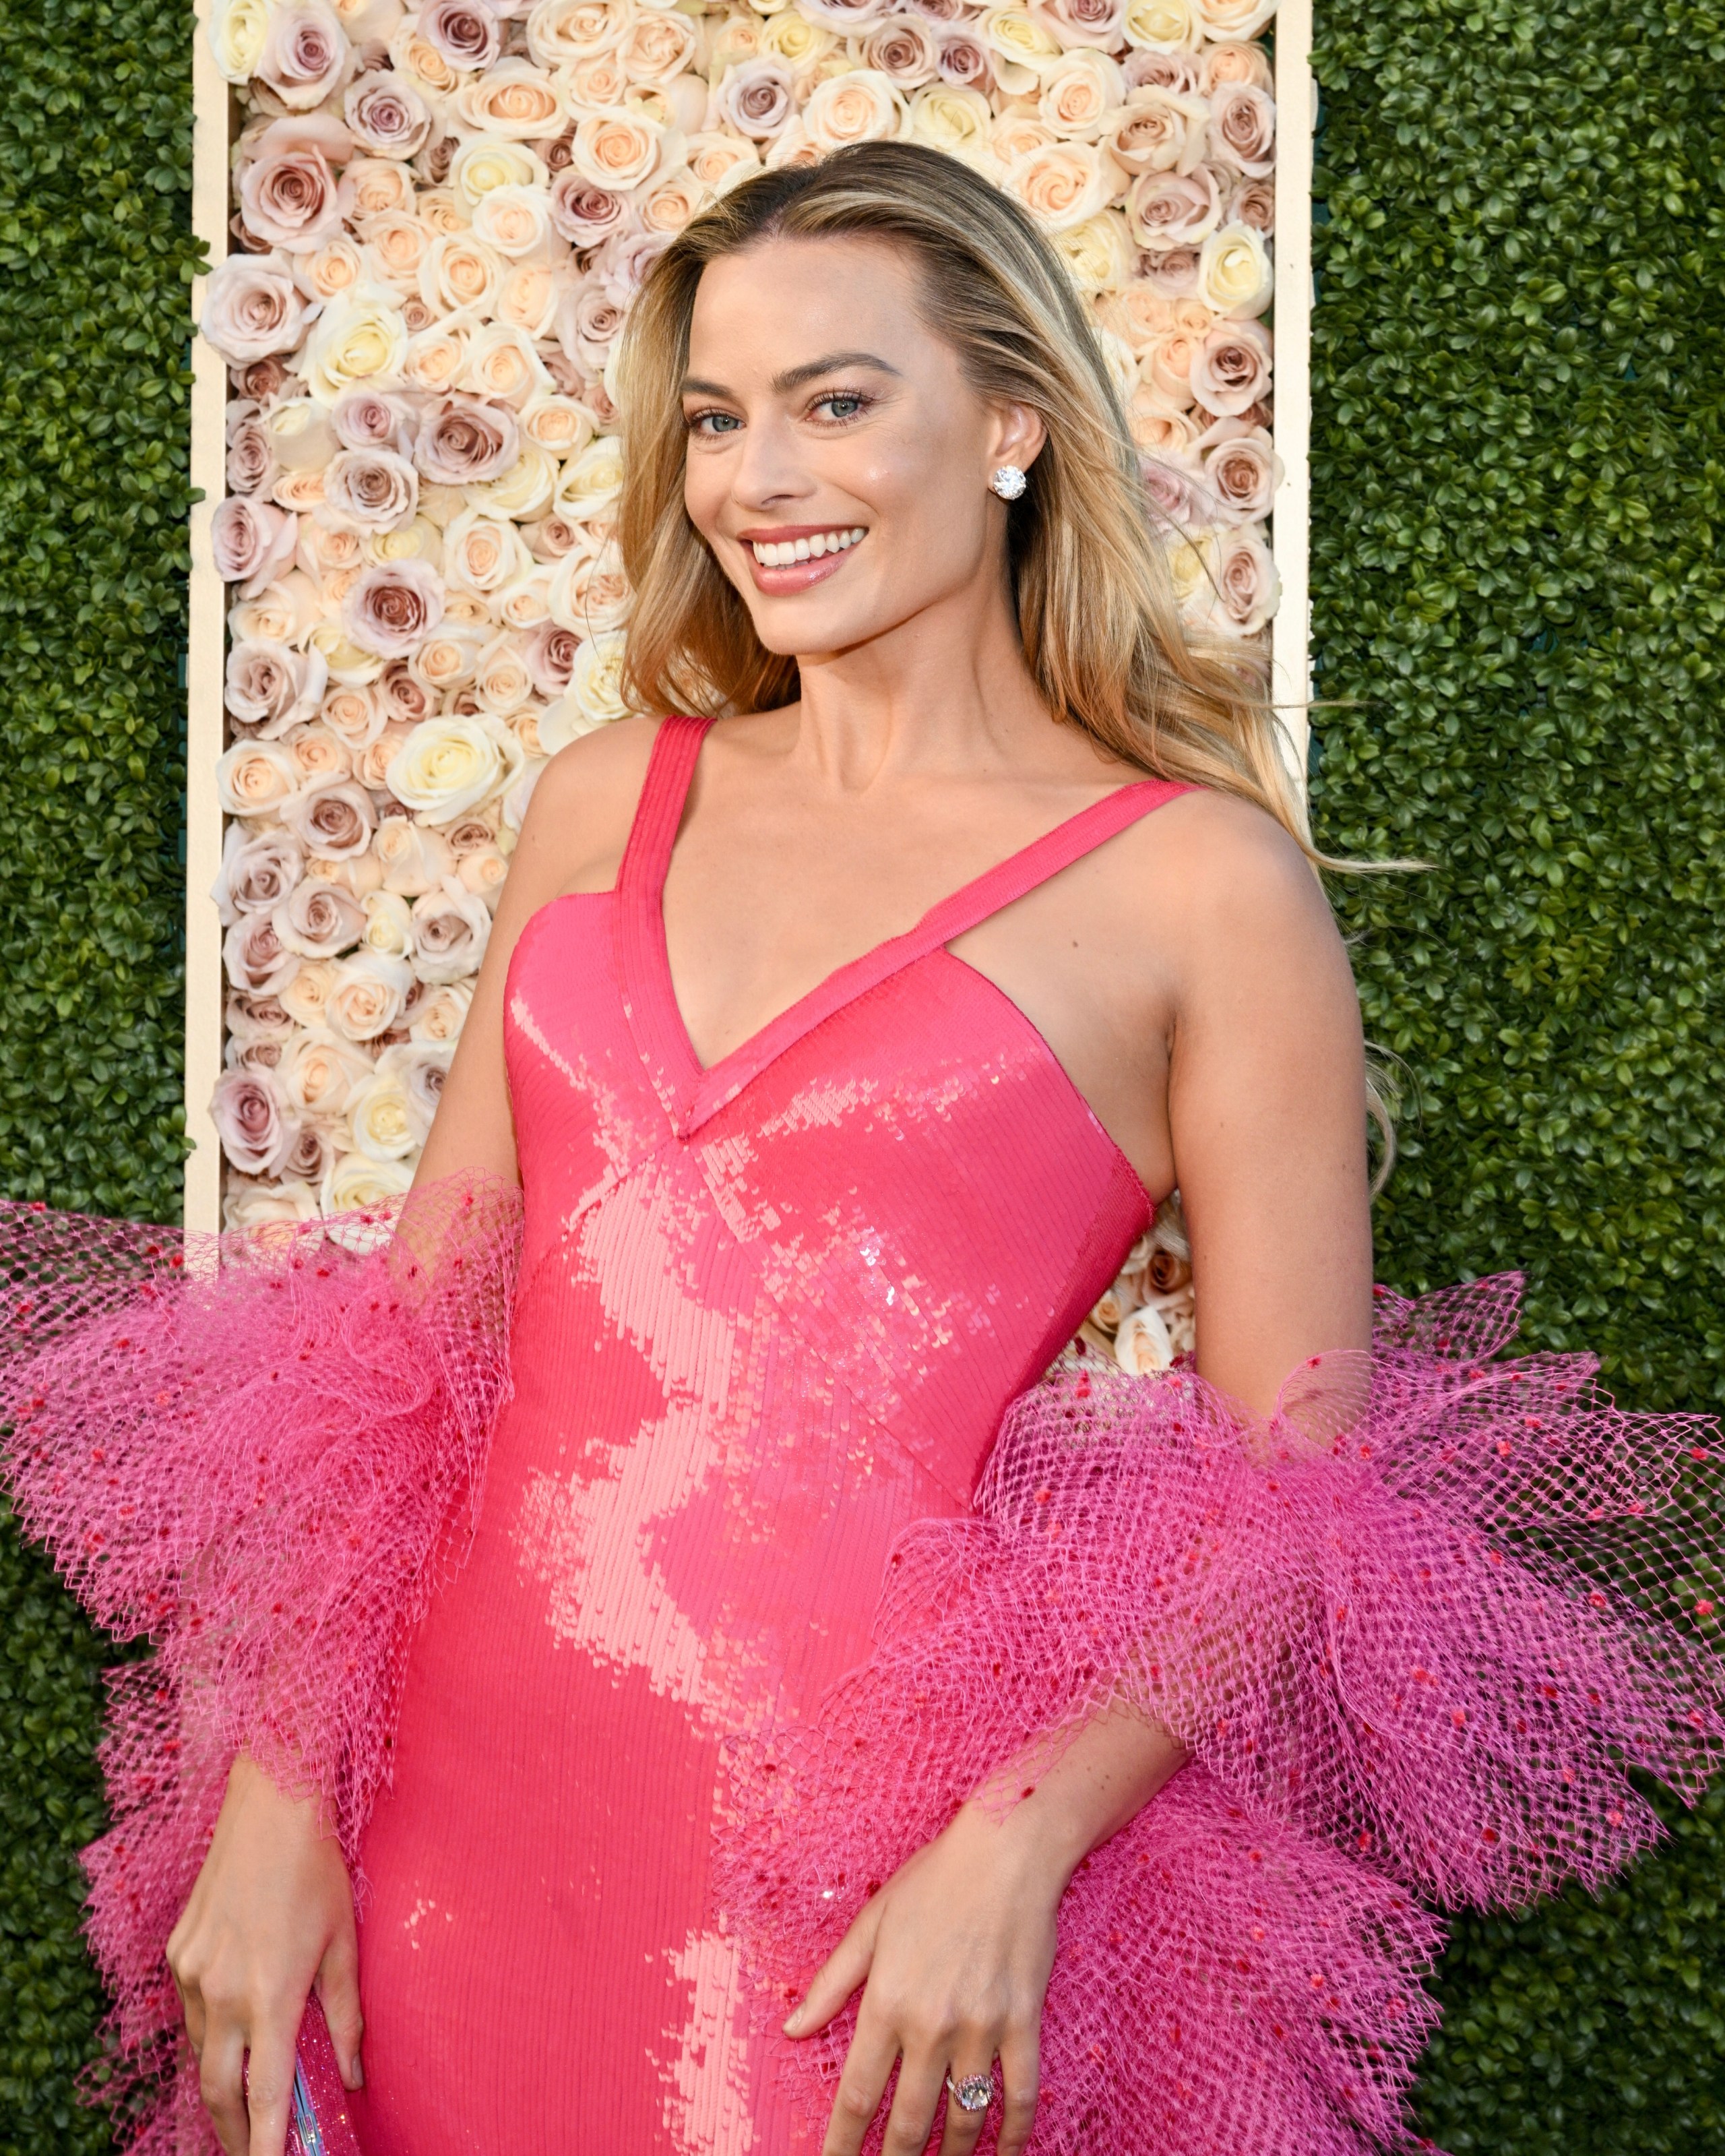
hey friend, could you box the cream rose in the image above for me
[224,1177,323,1231]
[210,0,272,82]
[1123,0,1200,47]
[451,135,542,208]
[526,0,623,67]
[471,183,559,262]
[473,632,536,714]
[375,816,458,894]
[907,84,995,167]
[296,286,408,400]
[325,950,415,1041]
[443,509,532,594]
[548,538,629,633]
[801,67,908,150]
[385,714,509,823]
[345,1068,419,1159]
[410,979,475,1043]
[621,7,698,82]
[323,1152,416,1214]
[555,435,625,521]
[564,628,629,727]
[1037,49,1123,140]
[410,625,487,693]
[980,5,1063,92]
[1197,218,1272,317]
[201,251,321,365]
[358,887,415,959]
[1053,210,1135,291]
[282,1031,376,1118]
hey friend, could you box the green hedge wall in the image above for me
[1309,0,1725,2142]
[2,0,1724,2145]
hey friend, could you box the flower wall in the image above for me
[200,0,1282,1234]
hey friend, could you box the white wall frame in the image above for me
[179,11,1317,1233]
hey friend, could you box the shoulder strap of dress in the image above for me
[899,775,1195,962]
[617,714,714,898]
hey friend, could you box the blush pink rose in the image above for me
[1189,317,1272,416]
[557,278,627,371]
[413,395,519,484]
[200,250,321,364]
[226,406,278,495]
[1127,164,1220,249]
[238,117,356,253]
[224,639,329,734]
[211,1066,298,1174]
[548,171,633,249]
[934,26,992,86]
[1207,82,1276,177]
[1228,175,1274,233]
[323,448,418,532]
[332,388,414,452]
[420,0,502,69]
[345,69,432,158]
[1125,50,1201,92]
[1139,245,1201,297]
[212,826,307,927]
[716,57,797,141]
[1029,0,1128,49]
[212,495,300,594]
[344,561,445,658]
[257,1,353,111]
[223,914,303,997]
[282,778,380,861]
[524,621,579,698]
[1199,424,1281,523]
[274,877,367,959]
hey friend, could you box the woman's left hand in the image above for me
[784,1795,1066,2156]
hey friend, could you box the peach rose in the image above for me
[443,509,532,593]
[282,1030,376,1118]
[321,683,387,745]
[571,112,666,190]
[548,537,629,632]
[238,117,354,253]
[621,7,699,83]
[420,231,505,317]
[403,320,472,396]
[803,66,908,150]
[1038,49,1125,141]
[410,979,474,1042]
[1201,38,1272,92]
[201,251,321,365]
[360,211,431,292]
[1195,0,1276,38]
[375,816,458,894]
[1003,140,1122,230]
[1109,85,1210,175]
[526,0,623,68]
[456,59,567,138]
[520,394,595,460]
[325,950,415,1041]
[460,323,554,412]
[257,1,353,111]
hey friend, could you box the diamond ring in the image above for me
[946,2070,995,2114]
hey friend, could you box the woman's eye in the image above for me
[814,393,867,421]
[688,410,742,437]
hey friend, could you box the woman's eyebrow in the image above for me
[679,351,902,399]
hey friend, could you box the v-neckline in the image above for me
[615,716,1191,1140]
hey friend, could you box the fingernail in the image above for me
[782,2006,805,2035]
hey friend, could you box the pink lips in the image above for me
[734,524,864,596]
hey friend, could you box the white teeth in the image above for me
[751,528,865,567]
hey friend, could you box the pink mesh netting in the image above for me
[0,1172,522,2151]
[716,1276,1725,2153]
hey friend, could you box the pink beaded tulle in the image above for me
[0,1175,521,2150]
[718,1279,1725,2153]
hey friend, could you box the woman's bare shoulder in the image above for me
[508,714,666,904]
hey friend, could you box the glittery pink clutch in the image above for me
[284,1995,365,2156]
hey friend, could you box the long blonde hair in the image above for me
[616,141,1311,849]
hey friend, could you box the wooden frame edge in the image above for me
[184,1,229,1237]
[1272,0,1314,788]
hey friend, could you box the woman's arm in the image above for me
[170,722,664,2156]
[795,797,1374,2156]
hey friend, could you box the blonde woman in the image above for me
[7,144,1716,2156]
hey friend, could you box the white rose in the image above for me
[906,84,996,168]
[346,1068,419,1159]
[566,628,631,727]
[554,435,625,521]
[385,714,508,823]
[282,1030,377,1117]
[210,0,272,80]
[323,1151,416,1213]
[1123,0,1201,47]
[201,251,321,364]
[449,134,542,208]
[1115,1303,1176,1374]
[224,1177,323,1230]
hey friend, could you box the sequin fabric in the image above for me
[348,717,1184,2154]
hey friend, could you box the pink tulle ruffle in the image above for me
[0,1174,522,2149]
[716,1276,1725,2153]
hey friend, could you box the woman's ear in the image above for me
[991,400,1046,478]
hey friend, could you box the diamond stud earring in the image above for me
[990,464,1027,501]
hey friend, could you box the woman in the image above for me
[5,146,1718,2156]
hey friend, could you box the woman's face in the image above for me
[679,235,1042,662]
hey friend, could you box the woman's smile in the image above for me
[736,521,869,594]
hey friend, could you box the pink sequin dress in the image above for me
[3,714,1722,2156]
[352,715,1185,2153]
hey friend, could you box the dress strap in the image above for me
[617,714,714,898]
[894,774,1194,964]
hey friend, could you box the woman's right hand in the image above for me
[166,1752,363,2156]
